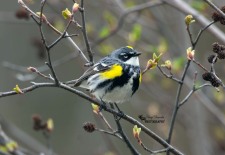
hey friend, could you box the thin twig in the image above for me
[157,65,182,84]
[178,83,211,107]
[193,21,215,48]
[0,82,55,98]
[18,0,89,63]
[110,103,140,155]
[163,0,225,44]
[79,0,94,65]
[166,60,191,145]
[193,59,208,72]
[140,143,169,155]
[186,25,194,46]
[42,131,53,155]
[2,52,80,82]
[28,67,54,81]
[48,19,73,49]
[0,82,183,155]
[95,128,122,140]
[99,112,114,131]
[37,0,59,85]
[203,0,225,19]
[64,34,79,38]
[166,9,217,148]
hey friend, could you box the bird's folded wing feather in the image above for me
[74,58,118,86]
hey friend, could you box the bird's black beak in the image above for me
[134,52,141,56]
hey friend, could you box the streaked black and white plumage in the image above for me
[74,46,141,104]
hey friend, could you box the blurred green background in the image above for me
[0,0,225,155]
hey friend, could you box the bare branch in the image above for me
[163,0,225,44]
[109,103,140,155]
[140,143,169,155]
[2,52,80,81]
[37,0,59,85]
[95,128,122,140]
[157,65,182,84]
[18,0,89,63]
[79,0,94,65]
[99,112,114,131]
[0,82,184,155]
[178,84,211,107]
[166,60,191,145]
[203,0,225,19]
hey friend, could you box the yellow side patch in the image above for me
[126,46,133,49]
[100,64,123,79]
[139,73,142,83]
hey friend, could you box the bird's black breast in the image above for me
[107,64,141,95]
[132,67,141,95]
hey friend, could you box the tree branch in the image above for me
[203,0,225,19]
[0,82,184,155]
[79,0,94,65]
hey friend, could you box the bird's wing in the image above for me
[74,57,118,87]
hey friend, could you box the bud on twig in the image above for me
[32,114,43,131]
[15,8,29,20]
[202,72,220,87]
[36,12,47,23]
[185,15,195,26]
[32,114,54,132]
[186,47,195,60]
[62,8,72,19]
[46,118,54,132]
[27,66,37,72]
[91,103,100,115]
[161,60,172,70]
[13,85,23,94]
[211,6,225,25]
[72,3,79,14]
[212,42,225,59]
[83,122,96,133]
[133,125,142,144]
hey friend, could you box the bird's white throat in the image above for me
[124,57,140,66]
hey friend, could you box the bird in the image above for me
[73,46,141,104]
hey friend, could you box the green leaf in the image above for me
[103,11,116,28]
[128,24,142,43]
[191,1,207,11]
[99,26,110,38]
[172,57,185,72]
[157,38,168,53]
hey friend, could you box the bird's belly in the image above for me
[93,83,133,104]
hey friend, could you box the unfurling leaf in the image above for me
[62,8,72,19]
[133,125,141,139]
[36,12,47,22]
[186,47,195,60]
[72,3,79,14]
[91,103,100,114]
[133,125,142,144]
[46,118,54,132]
[185,15,195,25]
[13,85,23,94]
[161,60,172,70]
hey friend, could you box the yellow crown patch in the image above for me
[126,46,133,49]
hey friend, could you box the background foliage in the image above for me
[0,0,225,155]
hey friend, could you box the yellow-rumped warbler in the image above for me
[74,46,141,104]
